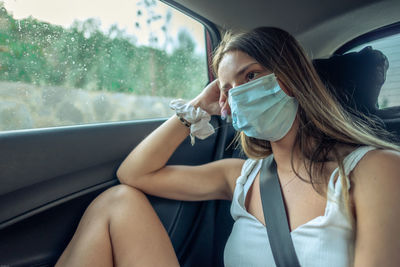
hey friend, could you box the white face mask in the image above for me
[228,73,298,141]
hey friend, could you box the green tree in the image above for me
[0,3,207,99]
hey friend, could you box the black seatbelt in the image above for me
[259,155,301,267]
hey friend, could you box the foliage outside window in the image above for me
[0,0,208,131]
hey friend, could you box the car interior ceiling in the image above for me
[169,0,400,58]
[0,1,399,266]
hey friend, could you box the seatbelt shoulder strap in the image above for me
[259,155,301,267]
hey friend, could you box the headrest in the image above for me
[313,46,389,115]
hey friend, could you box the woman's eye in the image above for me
[246,72,258,81]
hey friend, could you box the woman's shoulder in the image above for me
[351,147,400,202]
[352,148,400,178]
[215,158,247,198]
[219,157,258,174]
[337,145,399,175]
[351,148,400,262]
[213,157,246,176]
[219,157,260,189]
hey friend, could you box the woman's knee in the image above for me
[107,184,148,205]
[88,184,149,219]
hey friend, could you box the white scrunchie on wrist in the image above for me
[169,99,215,145]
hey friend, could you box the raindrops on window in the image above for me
[0,0,207,130]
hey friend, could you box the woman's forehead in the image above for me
[219,51,254,67]
[217,51,270,90]
[217,51,257,77]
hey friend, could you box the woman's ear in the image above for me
[277,78,294,97]
[218,89,232,116]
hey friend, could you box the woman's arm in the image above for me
[117,80,243,201]
[352,149,400,267]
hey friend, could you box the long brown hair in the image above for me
[213,27,399,218]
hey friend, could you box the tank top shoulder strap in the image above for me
[342,146,377,176]
[243,160,262,195]
[236,158,260,185]
[327,146,377,200]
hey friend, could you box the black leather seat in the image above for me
[313,46,400,139]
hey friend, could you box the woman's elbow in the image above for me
[116,164,143,187]
[116,165,131,185]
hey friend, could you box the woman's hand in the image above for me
[190,79,230,116]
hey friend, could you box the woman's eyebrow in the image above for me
[234,62,259,80]
[219,62,260,91]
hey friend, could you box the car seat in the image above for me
[313,46,400,138]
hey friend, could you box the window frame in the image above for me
[161,0,221,82]
[333,21,400,109]
[335,21,400,55]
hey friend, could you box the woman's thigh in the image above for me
[57,184,179,267]
[106,185,179,266]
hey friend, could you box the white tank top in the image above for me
[224,146,376,267]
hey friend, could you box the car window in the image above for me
[347,33,400,109]
[0,0,208,131]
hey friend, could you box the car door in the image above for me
[0,1,235,266]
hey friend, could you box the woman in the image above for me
[56,27,400,266]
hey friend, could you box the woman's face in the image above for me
[217,50,271,116]
[217,50,292,116]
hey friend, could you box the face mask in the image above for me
[228,73,298,142]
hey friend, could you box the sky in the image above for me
[2,0,205,53]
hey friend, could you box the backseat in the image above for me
[313,46,400,139]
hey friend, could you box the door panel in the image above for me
[0,117,232,266]
[0,183,115,267]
